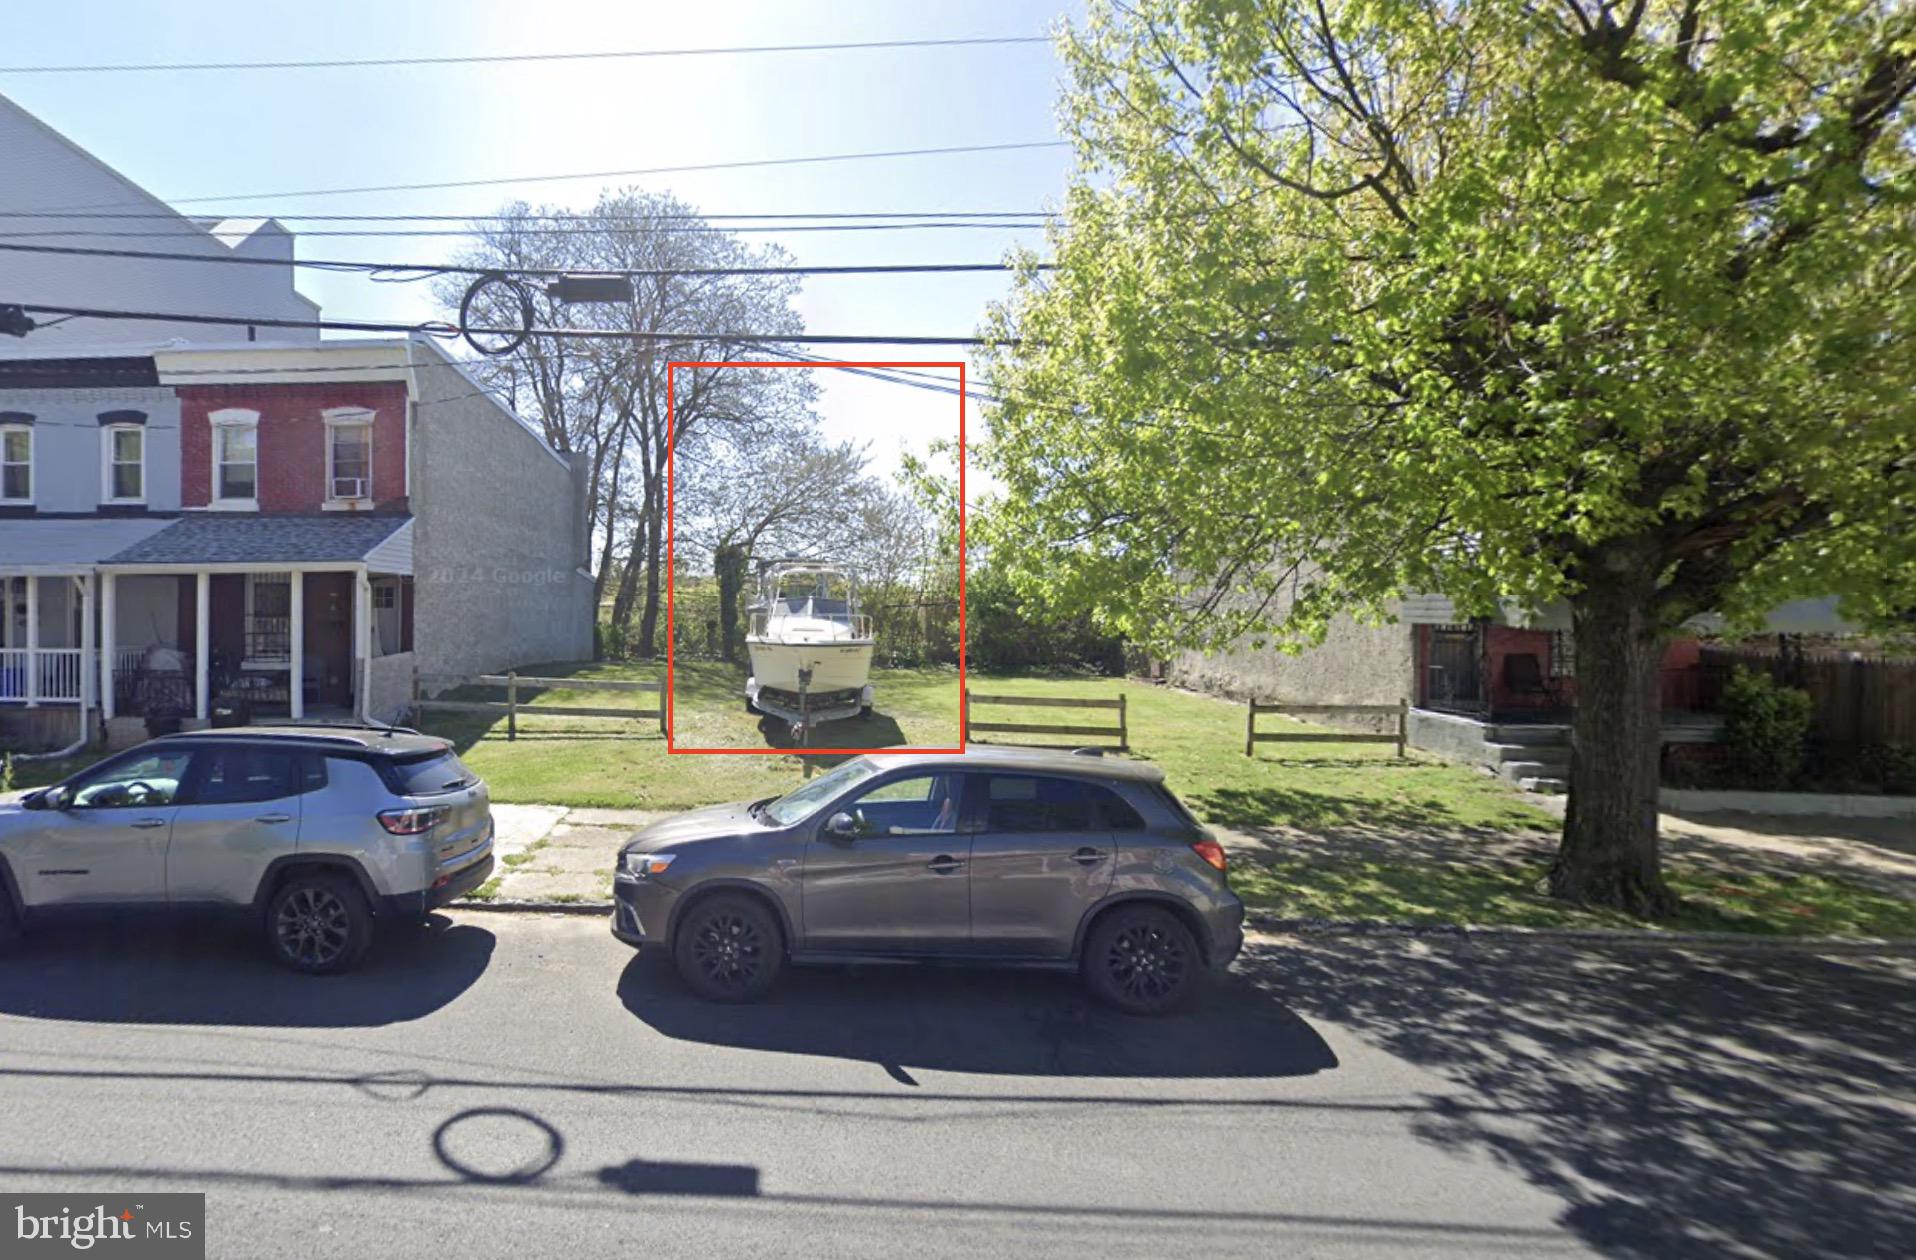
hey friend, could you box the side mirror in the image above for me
[824,811,858,839]
[32,785,70,811]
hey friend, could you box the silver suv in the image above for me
[612,747,1244,1015]
[0,726,494,973]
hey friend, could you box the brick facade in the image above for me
[176,382,408,512]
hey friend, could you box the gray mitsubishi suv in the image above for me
[613,747,1244,1014]
[0,726,494,973]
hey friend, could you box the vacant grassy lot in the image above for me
[8,660,1909,937]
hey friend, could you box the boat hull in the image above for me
[746,639,874,694]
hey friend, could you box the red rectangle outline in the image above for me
[664,360,968,755]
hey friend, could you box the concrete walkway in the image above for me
[485,804,662,902]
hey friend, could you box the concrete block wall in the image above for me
[406,341,594,679]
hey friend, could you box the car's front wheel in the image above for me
[266,872,373,974]
[1081,904,1201,1015]
[672,892,784,1002]
[0,896,21,953]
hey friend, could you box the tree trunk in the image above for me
[1548,575,1678,917]
[714,544,748,663]
[608,520,645,653]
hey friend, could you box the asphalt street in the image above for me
[0,912,1911,1259]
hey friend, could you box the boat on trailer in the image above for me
[744,562,875,733]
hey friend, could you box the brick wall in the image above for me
[176,382,408,512]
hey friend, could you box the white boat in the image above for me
[744,563,875,727]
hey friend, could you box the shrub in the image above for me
[1856,744,1916,796]
[1719,667,1813,788]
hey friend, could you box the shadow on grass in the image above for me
[1194,784,1532,835]
[1251,937,1916,1257]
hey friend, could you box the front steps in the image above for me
[1482,724,1570,793]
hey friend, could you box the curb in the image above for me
[456,899,612,915]
[1246,913,1916,954]
[451,902,1916,954]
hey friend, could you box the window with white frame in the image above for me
[103,424,144,503]
[209,409,259,507]
[371,577,401,655]
[0,422,29,503]
[324,409,373,503]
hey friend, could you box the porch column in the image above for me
[194,571,210,721]
[78,573,94,716]
[353,570,371,721]
[288,571,305,721]
[1,575,11,649]
[24,574,38,706]
[99,572,116,721]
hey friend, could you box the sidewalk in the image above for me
[484,804,662,903]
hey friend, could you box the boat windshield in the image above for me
[761,757,883,826]
[765,571,858,623]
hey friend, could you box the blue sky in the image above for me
[1,0,1083,487]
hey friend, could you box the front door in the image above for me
[800,769,970,953]
[11,746,196,908]
[165,744,306,904]
[965,773,1117,958]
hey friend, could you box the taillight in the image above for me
[379,805,447,835]
[1191,836,1228,872]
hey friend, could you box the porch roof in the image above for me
[102,514,413,569]
[0,516,175,573]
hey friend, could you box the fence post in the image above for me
[961,687,970,746]
[658,679,668,737]
[1118,693,1129,752]
[1397,697,1409,759]
[1245,700,1255,758]
[506,671,518,742]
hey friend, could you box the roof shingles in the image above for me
[105,514,411,566]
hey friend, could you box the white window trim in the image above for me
[208,408,260,511]
[0,423,30,506]
[322,407,375,509]
[100,423,146,505]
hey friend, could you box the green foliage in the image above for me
[1720,667,1815,787]
[980,1,1916,655]
[964,563,1124,674]
[1,752,11,795]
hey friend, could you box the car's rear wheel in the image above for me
[673,892,783,1002]
[1081,904,1201,1015]
[266,872,373,974]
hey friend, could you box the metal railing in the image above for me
[748,610,873,640]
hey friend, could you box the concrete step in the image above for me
[1484,723,1570,747]
[1485,741,1561,765]
[1498,759,1569,785]
[1518,776,1569,795]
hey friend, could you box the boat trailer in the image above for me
[747,666,875,741]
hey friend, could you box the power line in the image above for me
[47,142,1073,211]
[0,239,1052,278]
[0,209,1054,223]
[0,36,1052,75]
[14,301,1014,347]
[0,222,1049,239]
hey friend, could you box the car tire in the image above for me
[0,896,21,953]
[1081,904,1202,1016]
[266,872,374,975]
[672,892,784,1003]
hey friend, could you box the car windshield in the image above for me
[760,757,884,826]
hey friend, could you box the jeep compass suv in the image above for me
[0,726,494,973]
[612,747,1244,1014]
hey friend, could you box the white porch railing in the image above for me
[0,647,85,703]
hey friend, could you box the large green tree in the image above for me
[982,0,1915,914]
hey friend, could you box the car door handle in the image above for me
[131,817,168,830]
[926,856,964,874]
[255,813,293,824]
[1072,847,1105,865]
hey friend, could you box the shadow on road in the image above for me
[1250,937,1916,1260]
[0,911,493,1027]
[616,954,1336,1080]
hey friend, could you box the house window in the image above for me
[324,408,373,504]
[1549,629,1575,678]
[1,422,31,503]
[245,572,292,661]
[209,409,259,508]
[103,424,144,503]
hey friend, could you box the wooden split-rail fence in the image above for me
[412,671,665,740]
[1245,698,1409,758]
[963,689,1128,751]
